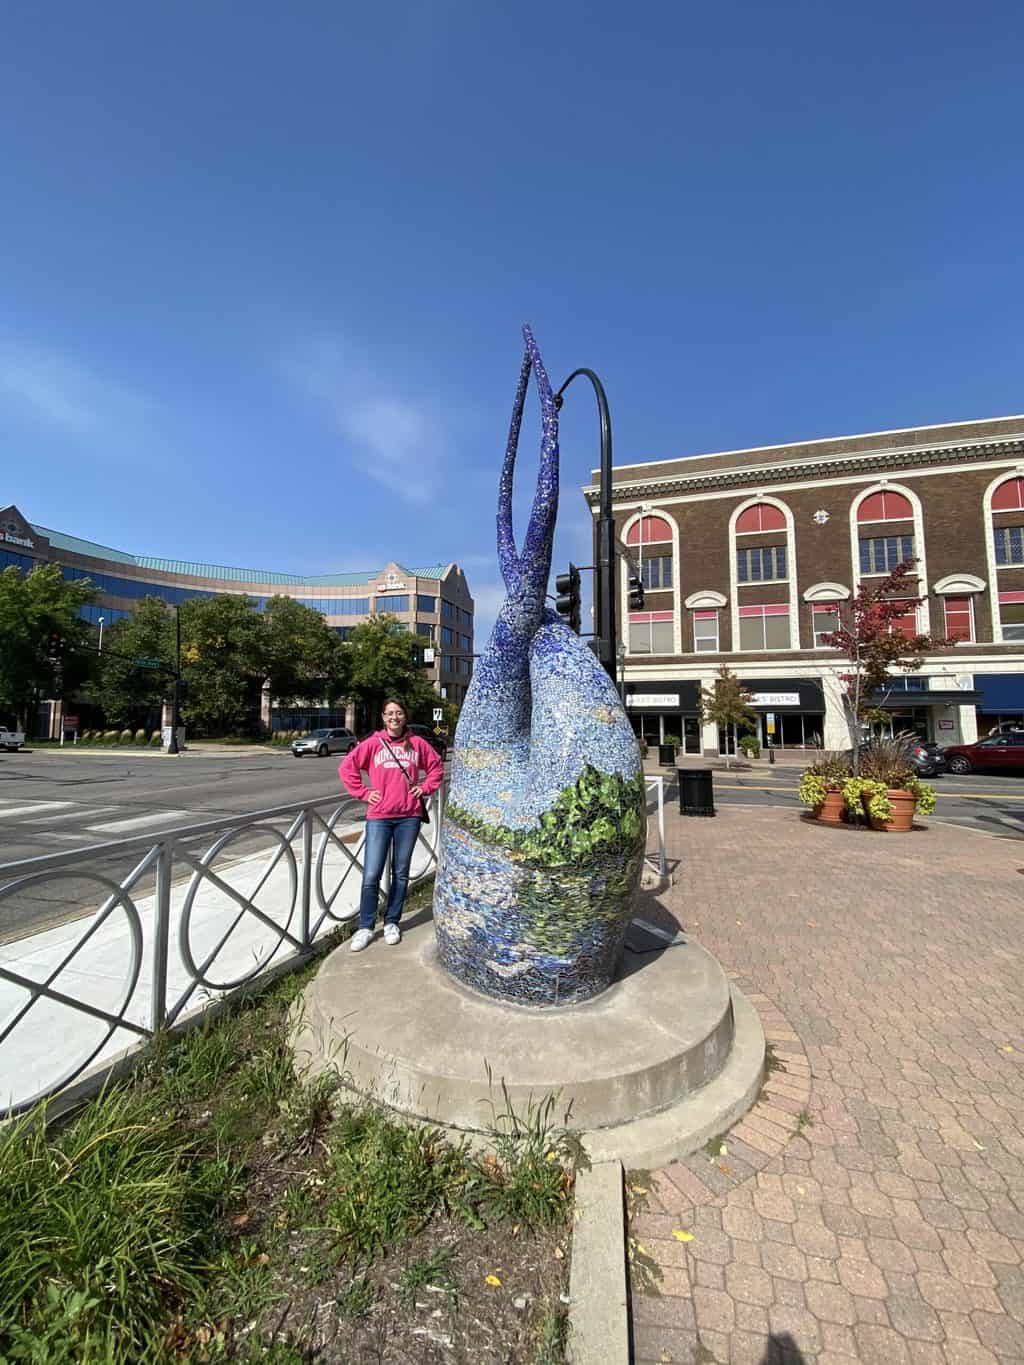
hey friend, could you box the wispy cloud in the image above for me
[283,334,450,502]
[468,579,507,646]
[0,339,157,434]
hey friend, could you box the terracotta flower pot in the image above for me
[863,788,916,833]
[814,788,846,826]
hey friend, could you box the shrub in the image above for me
[134,728,148,746]
[662,733,681,747]
[79,731,93,745]
[119,729,133,745]
[103,730,119,745]
[857,733,916,789]
[739,734,760,758]
[797,752,852,808]
[149,731,162,747]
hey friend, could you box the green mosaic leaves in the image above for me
[447,765,646,869]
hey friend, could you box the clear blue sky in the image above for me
[2,2,1022,639]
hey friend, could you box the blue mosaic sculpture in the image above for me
[433,325,645,1006]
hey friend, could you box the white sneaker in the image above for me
[383,923,402,946]
[350,928,374,952]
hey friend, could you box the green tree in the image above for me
[178,594,267,736]
[700,665,758,769]
[262,595,348,707]
[93,597,175,729]
[0,564,97,729]
[342,614,438,731]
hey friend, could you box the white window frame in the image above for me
[812,605,841,649]
[737,605,791,652]
[736,544,788,584]
[692,610,719,653]
[943,596,976,645]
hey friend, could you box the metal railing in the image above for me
[0,792,443,1117]
[1,777,669,1118]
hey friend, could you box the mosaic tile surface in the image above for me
[433,325,644,1006]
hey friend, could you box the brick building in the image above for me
[585,415,1024,755]
[0,505,474,732]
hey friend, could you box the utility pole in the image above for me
[167,605,182,755]
[555,368,617,682]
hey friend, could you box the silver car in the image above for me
[292,727,357,758]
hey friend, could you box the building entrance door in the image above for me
[683,717,701,754]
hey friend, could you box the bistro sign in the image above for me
[626,693,680,708]
[749,691,801,707]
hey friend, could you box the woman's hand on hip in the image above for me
[367,790,382,806]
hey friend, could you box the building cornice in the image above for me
[583,438,1024,507]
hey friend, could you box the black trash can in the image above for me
[658,743,677,767]
[679,767,715,817]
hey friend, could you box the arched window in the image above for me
[856,490,914,522]
[992,477,1024,512]
[735,505,786,534]
[625,515,673,545]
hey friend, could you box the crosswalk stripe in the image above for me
[86,810,192,834]
[23,807,118,825]
[0,802,74,819]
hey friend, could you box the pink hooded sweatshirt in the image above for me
[339,730,444,819]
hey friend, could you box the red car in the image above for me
[942,734,1024,775]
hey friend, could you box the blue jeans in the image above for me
[358,816,422,930]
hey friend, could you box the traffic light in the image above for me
[47,631,64,660]
[554,563,582,633]
[628,569,645,612]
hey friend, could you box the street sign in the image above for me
[64,715,80,727]
[434,726,443,736]
[433,707,444,722]
[133,657,163,669]
[766,711,776,735]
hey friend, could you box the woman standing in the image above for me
[339,698,444,951]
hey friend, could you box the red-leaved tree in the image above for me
[821,562,951,773]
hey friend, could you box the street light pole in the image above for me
[97,617,105,654]
[617,641,627,706]
[167,605,181,755]
[555,367,617,683]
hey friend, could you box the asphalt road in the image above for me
[667,762,1024,841]
[0,746,364,943]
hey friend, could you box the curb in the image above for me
[567,1159,629,1365]
[584,986,766,1169]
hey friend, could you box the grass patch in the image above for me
[0,893,572,1362]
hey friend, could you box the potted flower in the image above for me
[843,734,936,833]
[798,752,851,825]
[738,733,761,760]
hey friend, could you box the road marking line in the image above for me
[86,810,192,834]
[23,807,118,825]
[0,801,74,819]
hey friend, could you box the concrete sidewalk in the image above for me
[630,803,1024,1363]
[0,814,437,1113]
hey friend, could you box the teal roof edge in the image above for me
[31,525,453,589]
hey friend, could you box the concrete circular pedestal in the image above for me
[290,919,765,1167]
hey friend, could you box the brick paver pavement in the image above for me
[630,804,1024,1364]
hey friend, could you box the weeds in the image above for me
[398,1248,458,1309]
[0,1087,239,1362]
[533,1308,568,1364]
[797,1108,814,1132]
[336,1274,376,1320]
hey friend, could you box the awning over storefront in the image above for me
[871,690,980,708]
[623,681,701,710]
[741,679,825,711]
[973,673,1024,713]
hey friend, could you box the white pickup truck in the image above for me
[0,726,25,751]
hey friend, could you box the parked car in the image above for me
[409,723,448,761]
[942,734,1024,775]
[856,738,946,778]
[0,725,25,751]
[291,727,357,758]
[986,721,1024,737]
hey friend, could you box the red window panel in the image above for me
[736,504,786,533]
[857,490,914,521]
[693,609,718,620]
[625,515,672,546]
[890,603,919,640]
[998,591,1024,604]
[628,611,674,622]
[812,603,840,614]
[737,603,789,617]
[943,597,973,643]
[992,477,1024,512]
